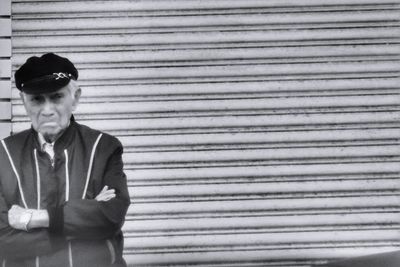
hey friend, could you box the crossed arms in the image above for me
[8,185,116,231]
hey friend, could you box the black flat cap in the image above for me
[15,53,78,94]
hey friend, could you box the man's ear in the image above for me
[72,88,81,111]
[20,92,26,105]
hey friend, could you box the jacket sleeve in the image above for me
[0,190,66,260]
[0,143,66,260]
[47,140,131,240]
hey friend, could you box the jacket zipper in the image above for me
[35,149,73,267]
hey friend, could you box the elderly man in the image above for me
[0,53,131,267]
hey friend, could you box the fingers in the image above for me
[97,185,108,196]
[10,205,23,211]
[96,192,115,201]
[8,205,31,231]
[97,195,115,202]
[100,185,108,193]
[95,186,116,202]
[100,189,115,199]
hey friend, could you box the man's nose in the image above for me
[41,100,55,116]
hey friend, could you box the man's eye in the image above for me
[51,94,63,100]
[32,96,43,103]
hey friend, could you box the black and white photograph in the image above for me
[0,0,399,266]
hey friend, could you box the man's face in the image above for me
[21,84,81,142]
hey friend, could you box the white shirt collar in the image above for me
[38,133,56,164]
[38,132,54,146]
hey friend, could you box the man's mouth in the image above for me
[40,121,58,127]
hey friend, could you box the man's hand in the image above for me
[8,205,32,231]
[8,205,49,231]
[95,186,116,202]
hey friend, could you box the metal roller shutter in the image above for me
[0,0,12,139]
[11,0,400,266]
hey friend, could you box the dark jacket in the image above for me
[0,117,131,267]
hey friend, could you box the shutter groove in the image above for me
[11,0,400,266]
